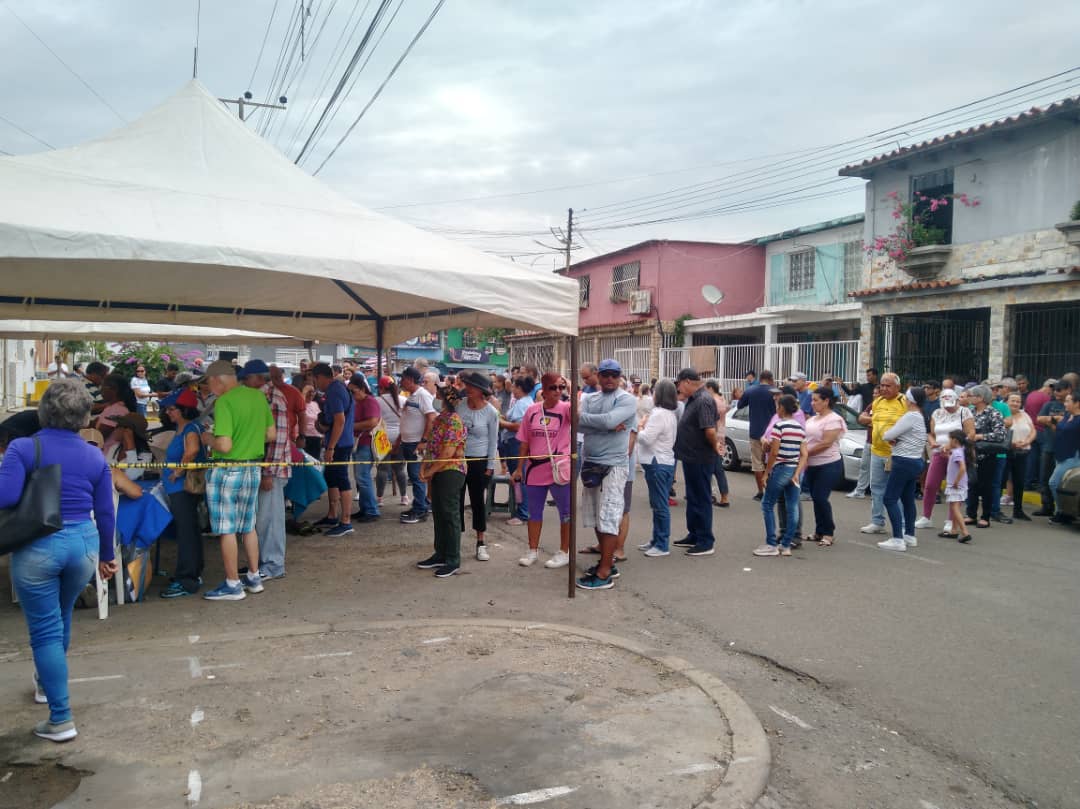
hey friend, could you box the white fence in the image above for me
[659,340,859,396]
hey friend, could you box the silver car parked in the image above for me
[723,402,867,484]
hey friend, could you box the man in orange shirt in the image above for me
[269,364,305,443]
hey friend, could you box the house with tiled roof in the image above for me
[839,95,1080,383]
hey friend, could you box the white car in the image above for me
[723,402,867,484]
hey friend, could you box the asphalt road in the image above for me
[0,468,1076,808]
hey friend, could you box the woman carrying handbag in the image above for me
[0,380,118,742]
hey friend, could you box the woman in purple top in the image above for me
[0,380,118,743]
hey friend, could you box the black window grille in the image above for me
[1010,303,1080,382]
[579,275,590,309]
[874,308,989,383]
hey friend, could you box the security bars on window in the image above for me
[788,249,815,293]
[610,261,641,302]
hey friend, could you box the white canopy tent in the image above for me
[0,81,578,349]
[0,320,301,345]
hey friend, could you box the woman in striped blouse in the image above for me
[754,394,807,558]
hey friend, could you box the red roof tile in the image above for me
[839,96,1080,177]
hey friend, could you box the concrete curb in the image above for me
[14,618,772,808]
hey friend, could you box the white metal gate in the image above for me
[614,348,651,382]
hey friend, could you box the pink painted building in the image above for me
[507,240,765,381]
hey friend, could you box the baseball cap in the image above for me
[597,358,622,375]
[401,366,423,383]
[196,359,237,381]
[238,359,270,379]
[175,389,199,409]
[788,371,807,382]
[378,375,395,389]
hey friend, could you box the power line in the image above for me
[247,0,283,89]
[298,0,406,161]
[280,0,372,156]
[0,112,54,149]
[312,0,448,174]
[293,0,395,163]
[3,3,125,123]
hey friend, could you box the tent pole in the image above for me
[376,317,385,378]
[568,335,578,599]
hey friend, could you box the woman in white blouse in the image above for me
[635,379,679,557]
[1006,392,1036,521]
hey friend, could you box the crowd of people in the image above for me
[2,352,1078,740]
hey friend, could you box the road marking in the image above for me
[846,539,944,565]
[185,657,202,678]
[768,705,814,729]
[186,770,202,805]
[188,635,200,644]
[421,636,452,645]
[1,772,11,783]
[301,651,353,659]
[525,623,546,630]
[70,674,126,684]
[670,762,722,775]
[919,801,943,809]
[190,708,204,727]
[497,786,578,805]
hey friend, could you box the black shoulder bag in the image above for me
[0,437,64,555]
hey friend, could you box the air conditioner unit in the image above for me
[628,290,652,314]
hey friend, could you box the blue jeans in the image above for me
[500,437,528,520]
[712,455,729,496]
[255,477,287,577]
[884,455,924,538]
[352,444,380,517]
[990,455,1007,515]
[643,461,675,551]
[870,454,889,526]
[682,461,715,549]
[1049,454,1080,514]
[762,464,799,547]
[11,520,99,724]
[805,459,843,536]
[400,441,429,514]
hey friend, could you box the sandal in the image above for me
[817,536,834,547]
[963,518,976,526]
[581,545,602,555]
[937,531,959,539]
[976,519,990,529]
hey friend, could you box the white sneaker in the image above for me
[914,516,933,529]
[377,496,384,506]
[903,534,918,547]
[1001,495,1014,506]
[643,547,670,558]
[860,523,887,534]
[400,495,410,506]
[518,550,538,567]
[943,520,953,533]
[846,491,867,499]
[33,672,46,705]
[476,545,490,562]
[545,551,570,568]
[637,541,654,551]
[877,538,907,551]
[753,544,780,557]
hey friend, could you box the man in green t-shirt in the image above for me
[199,360,275,602]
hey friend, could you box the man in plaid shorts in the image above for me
[200,360,275,601]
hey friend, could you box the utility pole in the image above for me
[565,208,574,272]
[218,91,288,122]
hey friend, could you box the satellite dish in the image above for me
[702,285,724,317]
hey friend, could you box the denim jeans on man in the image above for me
[804,459,844,536]
[883,455,924,538]
[499,436,529,521]
[682,461,715,550]
[11,521,98,724]
[352,444,380,518]
[1048,454,1080,514]
[853,439,872,495]
[400,441,429,514]
[255,477,287,578]
[643,460,675,551]
[761,464,800,547]
[869,454,890,526]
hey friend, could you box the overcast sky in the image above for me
[2,0,1079,267]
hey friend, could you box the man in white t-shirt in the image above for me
[399,366,437,523]
[47,356,70,378]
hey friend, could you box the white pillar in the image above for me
[763,322,777,374]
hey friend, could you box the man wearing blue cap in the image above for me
[576,358,638,591]
[241,359,292,581]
